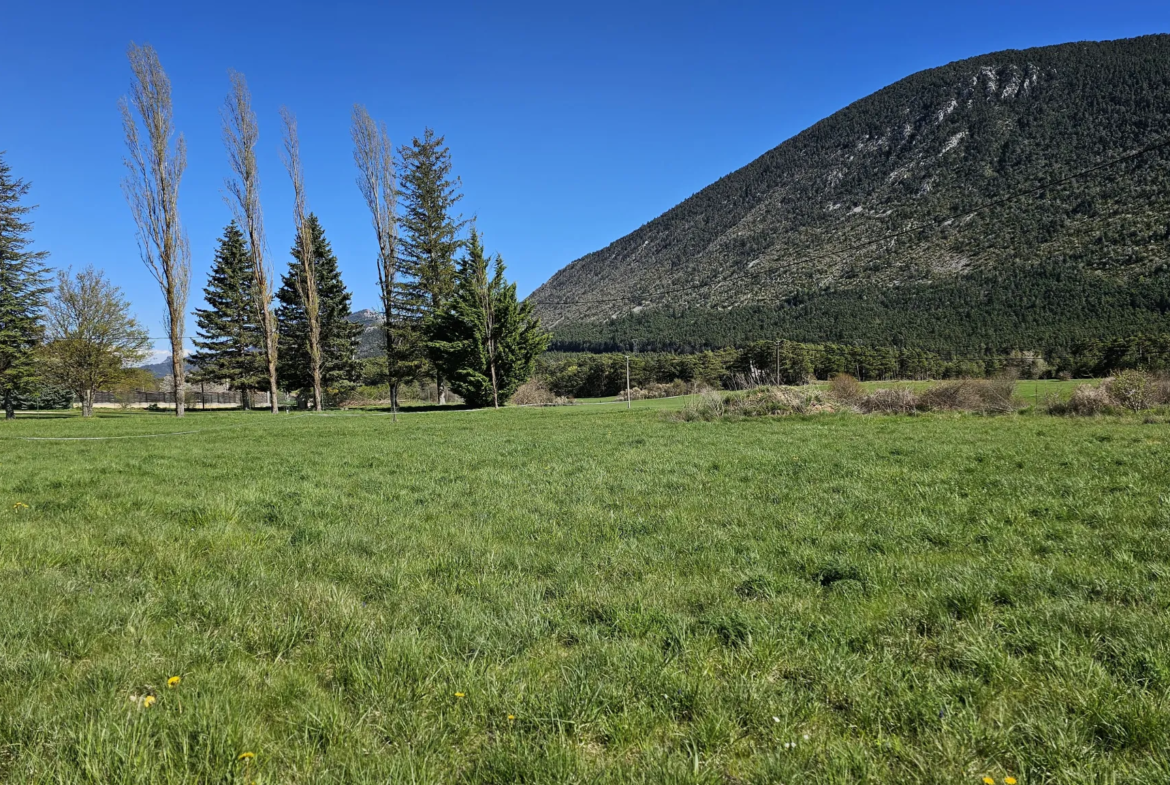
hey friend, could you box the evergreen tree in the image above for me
[425,230,549,408]
[0,153,52,420]
[275,214,362,403]
[399,128,465,402]
[190,222,265,406]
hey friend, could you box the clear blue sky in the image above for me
[4,0,1169,357]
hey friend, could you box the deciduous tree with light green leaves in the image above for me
[0,153,51,420]
[425,230,549,408]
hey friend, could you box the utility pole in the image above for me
[625,354,631,410]
[774,340,781,387]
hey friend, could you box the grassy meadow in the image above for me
[2,396,1169,783]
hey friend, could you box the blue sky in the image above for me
[4,0,1169,356]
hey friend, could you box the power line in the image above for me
[531,135,1170,308]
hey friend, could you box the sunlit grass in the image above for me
[2,403,1168,783]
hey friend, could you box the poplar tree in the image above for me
[425,229,549,408]
[275,214,362,404]
[121,43,190,417]
[190,222,265,406]
[0,153,51,420]
[398,128,465,403]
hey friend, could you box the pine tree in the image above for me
[425,230,549,408]
[275,214,362,403]
[0,153,52,420]
[399,129,466,403]
[190,222,265,406]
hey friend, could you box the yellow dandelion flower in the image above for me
[237,751,255,761]
[507,714,515,721]
[982,778,994,785]
[142,695,156,708]
[454,692,465,699]
[1004,779,1017,785]
[167,676,181,688]
[13,503,29,510]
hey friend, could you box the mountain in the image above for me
[139,356,194,378]
[347,308,385,359]
[532,35,1170,354]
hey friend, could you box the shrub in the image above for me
[1049,384,1117,416]
[511,379,574,406]
[860,387,918,414]
[1108,370,1150,411]
[917,377,1020,414]
[828,373,864,403]
[615,379,691,402]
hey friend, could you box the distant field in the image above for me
[2,402,1168,783]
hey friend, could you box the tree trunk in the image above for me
[171,335,185,418]
[390,381,399,423]
[437,374,446,405]
[81,389,94,418]
[4,392,14,420]
[266,352,279,413]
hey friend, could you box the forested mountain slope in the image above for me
[532,35,1170,353]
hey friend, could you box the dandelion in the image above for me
[167,676,181,689]
[238,752,255,761]
[1004,779,1017,785]
[142,695,156,708]
[13,503,29,510]
[454,692,465,699]
[507,714,515,721]
[983,778,994,785]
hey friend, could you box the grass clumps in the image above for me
[676,374,1024,420]
[509,378,575,406]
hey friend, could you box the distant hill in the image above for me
[347,308,385,359]
[139,357,193,378]
[532,35,1170,354]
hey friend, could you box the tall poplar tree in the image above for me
[0,153,52,420]
[425,229,549,408]
[275,214,362,404]
[398,128,465,403]
[190,222,265,406]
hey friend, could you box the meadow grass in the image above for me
[1,401,1168,783]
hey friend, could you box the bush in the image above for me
[1049,384,1117,416]
[510,379,574,406]
[917,377,1019,414]
[828,373,864,403]
[615,379,690,402]
[1108,370,1150,411]
[860,387,918,414]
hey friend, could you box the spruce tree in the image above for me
[399,128,465,402]
[0,153,51,420]
[190,222,265,406]
[425,229,549,408]
[275,214,362,403]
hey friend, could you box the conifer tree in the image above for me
[399,128,465,403]
[275,214,362,403]
[425,229,549,408]
[190,222,264,406]
[0,153,52,420]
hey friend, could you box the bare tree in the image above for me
[352,105,413,422]
[280,108,323,412]
[41,267,150,417]
[223,71,280,414]
[120,43,190,417]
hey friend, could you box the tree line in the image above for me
[0,43,547,419]
[536,335,1170,399]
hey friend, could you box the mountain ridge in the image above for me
[531,34,1170,352]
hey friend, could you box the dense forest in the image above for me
[533,35,1170,353]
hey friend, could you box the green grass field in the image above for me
[2,400,1169,783]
